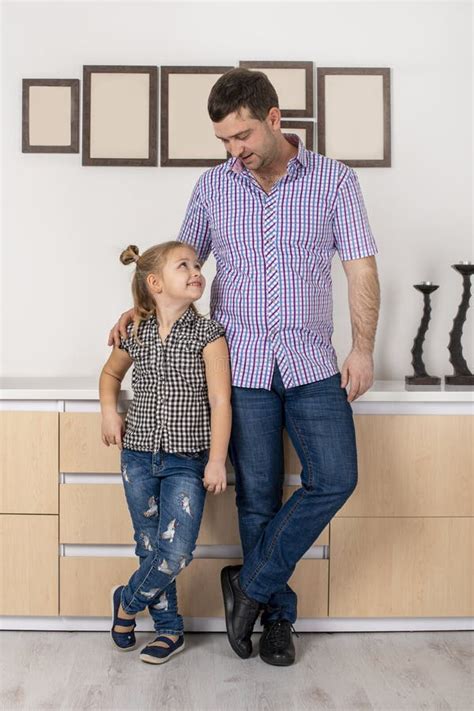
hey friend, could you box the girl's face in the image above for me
[150,246,205,305]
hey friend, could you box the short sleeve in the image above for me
[177,177,213,264]
[118,322,135,358]
[202,319,226,349]
[332,168,378,261]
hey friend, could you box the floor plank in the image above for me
[0,631,472,710]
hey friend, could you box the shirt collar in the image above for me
[149,305,198,332]
[227,132,308,174]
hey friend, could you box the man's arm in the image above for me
[340,255,380,402]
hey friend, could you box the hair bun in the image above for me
[120,244,140,265]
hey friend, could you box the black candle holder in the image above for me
[405,281,441,387]
[445,262,474,387]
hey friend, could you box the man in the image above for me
[109,68,380,666]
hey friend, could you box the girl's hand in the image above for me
[203,461,227,496]
[101,412,125,449]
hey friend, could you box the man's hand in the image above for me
[203,460,227,496]
[340,349,374,402]
[101,412,125,449]
[107,308,135,347]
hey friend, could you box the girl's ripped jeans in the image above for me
[119,447,209,636]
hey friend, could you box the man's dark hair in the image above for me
[208,68,279,123]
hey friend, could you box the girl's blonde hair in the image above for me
[120,241,202,344]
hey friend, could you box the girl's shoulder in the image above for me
[119,317,154,356]
[194,316,226,349]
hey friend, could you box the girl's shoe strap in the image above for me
[151,635,180,648]
[115,617,136,627]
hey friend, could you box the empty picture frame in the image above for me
[281,121,314,151]
[22,79,80,153]
[161,66,233,167]
[82,65,158,167]
[239,61,313,118]
[317,68,391,167]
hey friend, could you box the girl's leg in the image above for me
[143,559,181,636]
[118,449,179,633]
[120,450,208,635]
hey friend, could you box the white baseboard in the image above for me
[1,616,472,633]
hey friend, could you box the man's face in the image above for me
[213,106,280,172]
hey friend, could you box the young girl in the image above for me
[99,240,231,665]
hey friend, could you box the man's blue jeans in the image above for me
[119,448,208,636]
[228,361,358,625]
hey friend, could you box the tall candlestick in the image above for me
[405,282,441,387]
[445,262,474,387]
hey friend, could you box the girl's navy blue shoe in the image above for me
[110,585,137,651]
[139,634,185,664]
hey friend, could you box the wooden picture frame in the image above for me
[161,66,233,167]
[317,68,391,167]
[82,65,158,167]
[239,61,313,118]
[22,79,80,153]
[281,121,314,151]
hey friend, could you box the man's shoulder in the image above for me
[196,159,233,190]
[306,150,352,178]
[301,151,356,197]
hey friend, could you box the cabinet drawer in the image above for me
[60,556,328,618]
[337,415,474,517]
[199,486,328,546]
[59,483,328,546]
[60,484,133,544]
[0,515,58,615]
[60,413,304,476]
[0,412,58,514]
[177,558,328,618]
[60,413,121,473]
[329,517,474,617]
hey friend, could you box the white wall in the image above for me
[1,1,472,380]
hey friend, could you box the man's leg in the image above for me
[228,367,297,626]
[239,371,357,611]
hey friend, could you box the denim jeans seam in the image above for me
[241,489,307,593]
[284,407,314,488]
[121,554,171,613]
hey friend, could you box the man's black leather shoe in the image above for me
[221,565,261,659]
[259,619,296,666]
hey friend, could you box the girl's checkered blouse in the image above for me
[119,306,226,453]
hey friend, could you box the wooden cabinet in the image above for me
[59,483,328,546]
[60,556,328,618]
[60,484,133,544]
[329,415,474,617]
[0,412,59,616]
[0,394,472,627]
[56,413,329,623]
[0,412,58,514]
[340,415,473,517]
[60,413,120,473]
[0,515,58,616]
[329,517,473,617]
[59,412,306,476]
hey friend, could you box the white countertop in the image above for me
[0,377,472,402]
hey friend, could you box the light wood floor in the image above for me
[0,631,472,710]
